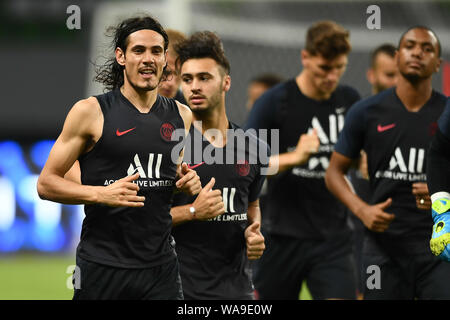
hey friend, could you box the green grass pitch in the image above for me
[0,254,312,300]
[0,254,75,300]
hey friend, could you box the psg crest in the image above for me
[160,122,175,141]
[236,160,250,176]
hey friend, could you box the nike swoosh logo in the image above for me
[377,123,396,132]
[187,162,205,169]
[116,127,136,136]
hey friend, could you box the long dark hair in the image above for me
[94,14,169,91]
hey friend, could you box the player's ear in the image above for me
[164,50,168,69]
[435,57,442,73]
[366,68,375,85]
[223,75,231,92]
[115,47,126,66]
[301,49,310,68]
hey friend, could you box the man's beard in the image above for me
[400,69,424,84]
[137,83,158,91]
[190,87,223,117]
[126,70,161,92]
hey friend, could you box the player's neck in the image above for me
[296,73,332,101]
[193,105,229,147]
[395,77,433,112]
[120,83,158,113]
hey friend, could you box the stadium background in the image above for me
[0,0,449,300]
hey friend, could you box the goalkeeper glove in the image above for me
[430,197,450,262]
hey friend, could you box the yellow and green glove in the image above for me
[430,197,450,261]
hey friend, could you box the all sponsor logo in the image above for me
[375,147,427,181]
[103,153,173,188]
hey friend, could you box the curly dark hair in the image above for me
[94,14,169,91]
[174,31,230,75]
[305,20,351,60]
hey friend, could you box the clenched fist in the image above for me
[245,222,265,260]
[176,162,202,195]
[191,177,225,220]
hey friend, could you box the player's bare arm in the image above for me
[37,98,144,207]
[64,160,81,184]
[268,129,320,175]
[326,151,395,232]
[245,199,265,260]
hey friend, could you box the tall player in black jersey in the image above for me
[326,26,450,299]
[245,21,360,300]
[37,15,201,300]
[428,99,450,261]
[169,31,267,299]
[348,43,398,298]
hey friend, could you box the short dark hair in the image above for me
[95,14,169,90]
[251,73,283,88]
[175,31,230,75]
[398,25,441,57]
[370,43,396,68]
[305,20,351,60]
[166,29,187,55]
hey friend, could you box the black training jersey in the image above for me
[171,122,268,299]
[438,98,450,139]
[245,79,360,240]
[348,169,371,203]
[335,88,447,253]
[77,89,185,268]
[427,98,450,197]
[174,90,187,105]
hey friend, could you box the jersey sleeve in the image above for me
[248,169,267,203]
[248,141,271,203]
[427,128,450,196]
[438,98,450,140]
[334,100,367,159]
[244,86,280,130]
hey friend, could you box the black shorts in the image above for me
[73,256,183,300]
[362,236,450,300]
[253,234,357,300]
[348,213,365,295]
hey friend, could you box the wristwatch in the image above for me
[189,206,196,215]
